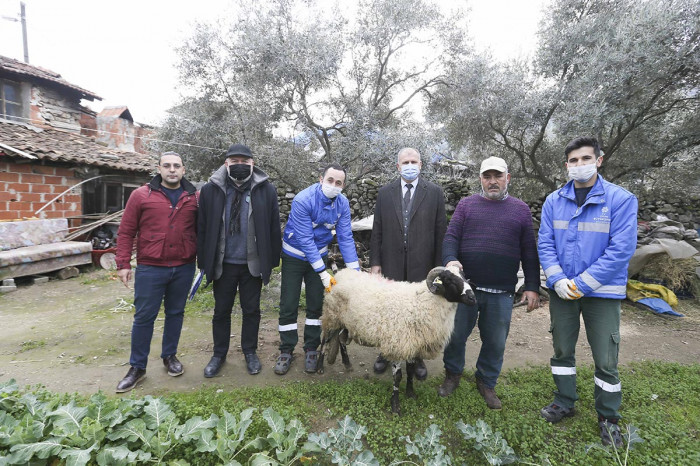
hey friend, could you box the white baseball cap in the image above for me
[479,156,508,174]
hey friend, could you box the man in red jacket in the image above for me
[115,151,198,393]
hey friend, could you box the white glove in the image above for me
[554,279,583,300]
[319,270,334,290]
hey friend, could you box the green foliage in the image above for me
[308,415,378,465]
[19,340,45,352]
[457,419,517,465]
[1,362,699,464]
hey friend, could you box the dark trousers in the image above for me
[442,290,514,387]
[212,263,263,357]
[130,262,195,369]
[548,291,622,420]
[278,253,325,353]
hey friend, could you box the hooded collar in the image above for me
[210,164,269,192]
[148,174,196,194]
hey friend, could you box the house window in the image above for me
[0,79,23,122]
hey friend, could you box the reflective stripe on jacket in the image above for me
[538,176,638,299]
[283,183,359,272]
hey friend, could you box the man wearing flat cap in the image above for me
[437,156,541,410]
[197,143,281,377]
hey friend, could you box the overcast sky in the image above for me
[0,0,546,126]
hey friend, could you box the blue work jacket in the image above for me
[282,183,360,272]
[538,176,638,299]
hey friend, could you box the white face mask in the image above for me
[568,161,598,183]
[400,165,420,181]
[321,184,342,199]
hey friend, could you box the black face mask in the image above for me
[228,163,252,181]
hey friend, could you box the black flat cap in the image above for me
[224,143,253,159]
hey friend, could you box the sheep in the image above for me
[318,265,476,414]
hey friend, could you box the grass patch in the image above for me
[160,361,700,464]
[19,339,46,352]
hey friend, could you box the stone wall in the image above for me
[274,177,700,231]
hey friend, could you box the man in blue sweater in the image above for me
[438,156,541,409]
[538,136,638,448]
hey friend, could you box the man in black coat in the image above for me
[197,144,282,377]
[369,147,447,378]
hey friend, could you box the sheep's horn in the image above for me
[426,266,446,293]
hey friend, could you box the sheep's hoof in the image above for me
[406,388,417,399]
[342,363,353,372]
[318,367,325,374]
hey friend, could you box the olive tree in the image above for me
[156,0,469,188]
[431,0,700,195]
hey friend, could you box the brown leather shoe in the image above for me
[437,370,461,397]
[163,355,184,376]
[476,377,502,409]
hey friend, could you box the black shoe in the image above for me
[116,367,146,393]
[600,420,623,448]
[304,349,319,373]
[373,354,389,374]
[204,356,225,378]
[163,355,184,376]
[245,353,261,375]
[437,370,461,397]
[414,358,428,381]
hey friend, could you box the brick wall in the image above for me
[0,160,81,221]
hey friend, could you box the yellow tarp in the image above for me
[626,279,678,307]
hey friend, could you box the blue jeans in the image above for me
[443,290,514,388]
[130,262,195,369]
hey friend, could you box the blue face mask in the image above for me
[401,165,420,181]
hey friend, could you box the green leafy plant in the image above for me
[585,424,644,466]
[192,407,258,465]
[249,407,319,465]
[398,423,452,465]
[308,415,378,465]
[457,419,518,465]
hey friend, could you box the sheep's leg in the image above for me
[405,360,417,399]
[391,362,402,415]
[317,332,329,374]
[339,340,353,371]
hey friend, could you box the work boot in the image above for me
[414,358,428,381]
[304,349,319,373]
[245,353,261,375]
[204,356,225,378]
[599,419,624,448]
[163,355,184,376]
[437,370,461,397]
[116,367,146,393]
[373,353,389,374]
[476,377,502,410]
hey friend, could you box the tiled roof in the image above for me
[98,106,133,121]
[0,55,101,101]
[0,120,154,173]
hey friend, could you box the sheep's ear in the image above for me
[428,276,445,295]
[426,266,446,292]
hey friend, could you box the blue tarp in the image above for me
[637,297,684,317]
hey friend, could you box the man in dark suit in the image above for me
[369,147,447,379]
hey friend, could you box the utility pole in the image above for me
[20,2,29,63]
[1,2,29,63]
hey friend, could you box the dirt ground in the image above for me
[1,268,698,395]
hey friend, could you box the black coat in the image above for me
[370,177,447,282]
[197,166,281,285]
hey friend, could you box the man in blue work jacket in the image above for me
[275,162,360,375]
[538,136,638,448]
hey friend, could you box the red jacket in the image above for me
[116,175,198,270]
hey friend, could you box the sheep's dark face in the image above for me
[427,267,477,305]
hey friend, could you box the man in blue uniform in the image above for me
[275,163,360,375]
[538,136,638,448]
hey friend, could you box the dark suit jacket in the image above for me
[370,177,447,282]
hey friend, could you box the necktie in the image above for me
[404,184,413,210]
